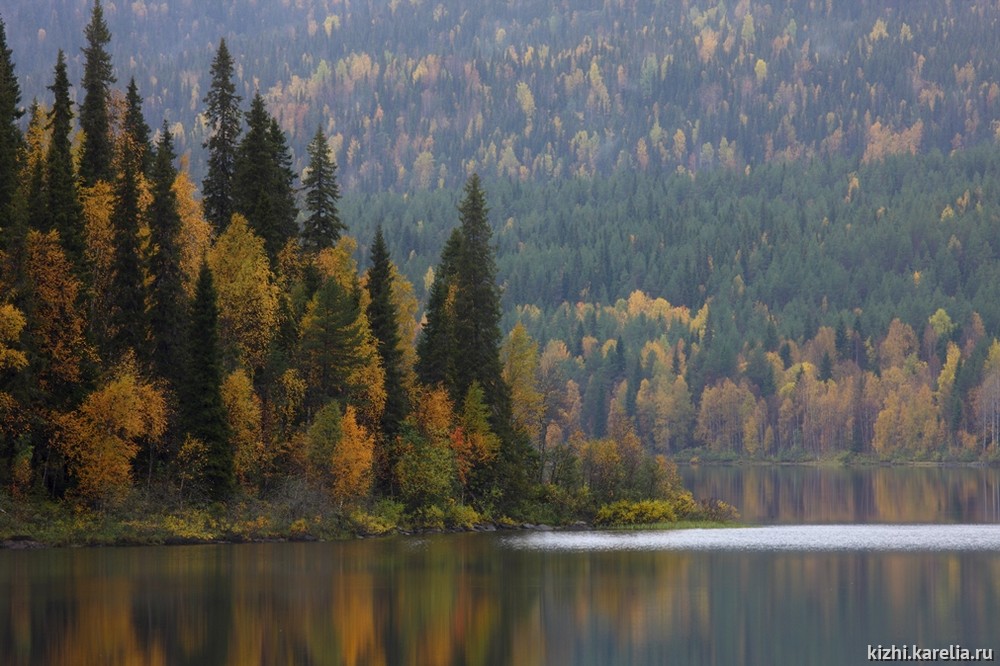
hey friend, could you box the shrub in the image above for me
[694,498,741,522]
[445,503,481,529]
[594,499,678,526]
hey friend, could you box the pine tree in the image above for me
[79,0,115,186]
[366,226,408,492]
[147,123,187,391]
[233,92,297,264]
[202,38,241,232]
[301,126,344,251]
[46,50,85,269]
[0,16,23,225]
[183,260,233,500]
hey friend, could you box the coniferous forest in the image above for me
[3,1,1000,537]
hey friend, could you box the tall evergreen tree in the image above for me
[452,174,507,421]
[0,16,23,225]
[147,123,187,390]
[45,50,84,269]
[366,226,408,456]
[233,92,297,263]
[202,38,241,232]
[298,274,367,411]
[122,78,152,176]
[416,227,462,392]
[23,102,46,234]
[107,96,146,362]
[184,260,233,500]
[301,126,344,251]
[79,0,115,186]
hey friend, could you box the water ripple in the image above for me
[503,524,1000,552]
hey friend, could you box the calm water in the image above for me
[2,466,999,665]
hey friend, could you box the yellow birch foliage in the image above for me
[24,230,92,390]
[173,156,213,297]
[331,405,375,507]
[222,368,267,490]
[389,262,419,395]
[0,303,28,373]
[450,382,500,488]
[56,363,167,506]
[315,236,361,293]
[81,181,117,317]
[208,214,279,371]
[0,304,28,454]
[501,322,544,444]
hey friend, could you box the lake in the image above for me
[2,465,999,665]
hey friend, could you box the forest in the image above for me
[0,5,703,535]
[3,1,1000,537]
[5,1,1000,191]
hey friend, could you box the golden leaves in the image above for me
[56,361,167,506]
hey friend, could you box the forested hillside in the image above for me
[6,0,1000,190]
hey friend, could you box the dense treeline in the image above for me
[6,0,1000,191]
[0,8,690,527]
[340,149,1000,461]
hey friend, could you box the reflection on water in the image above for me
[3,465,1000,665]
[505,524,1000,552]
[2,532,1000,665]
[680,464,1000,524]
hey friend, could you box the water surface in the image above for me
[3,465,999,664]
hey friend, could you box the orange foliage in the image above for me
[24,230,93,390]
[331,405,375,507]
[56,362,167,506]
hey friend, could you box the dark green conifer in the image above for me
[452,174,507,422]
[202,38,241,231]
[0,16,23,224]
[301,126,345,251]
[147,124,187,390]
[45,50,84,268]
[79,0,115,186]
[233,92,298,263]
[107,95,146,362]
[299,275,367,410]
[184,260,233,500]
[366,226,408,437]
[416,227,461,391]
[123,78,152,175]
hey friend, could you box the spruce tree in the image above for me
[123,78,152,175]
[184,260,233,500]
[233,92,297,264]
[416,227,461,392]
[46,50,84,269]
[298,274,367,410]
[267,115,298,249]
[147,124,187,390]
[79,0,115,186]
[301,126,344,251]
[107,93,146,362]
[366,226,408,447]
[0,16,23,224]
[202,38,241,232]
[452,174,507,421]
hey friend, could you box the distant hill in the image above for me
[6,0,1000,191]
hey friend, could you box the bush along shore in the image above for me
[0,480,739,549]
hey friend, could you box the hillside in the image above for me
[6,0,1000,190]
